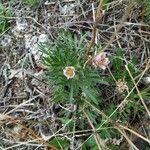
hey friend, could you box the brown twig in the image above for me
[125,59,150,118]
[82,109,105,150]
[0,114,58,150]
[85,0,104,57]
[85,0,133,58]
[118,124,150,144]
[99,0,133,53]
[117,128,138,150]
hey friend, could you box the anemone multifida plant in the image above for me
[39,31,111,147]
[39,31,109,106]
[39,30,149,149]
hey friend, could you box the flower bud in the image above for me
[92,52,110,70]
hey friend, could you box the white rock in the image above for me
[0,35,12,47]
[13,126,22,133]
[24,34,38,50]
[38,34,48,43]
[15,18,28,32]
[143,76,150,84]
[31,34,48,60]
[31,70,45,86]
[8,69,25,79]
[11,18,28,37]
[61,4,75,15]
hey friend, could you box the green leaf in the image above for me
[132,87,150,100]
[49,137,69,149]
[23,0,40,7]
[82,135,98,150]
[113,48,124,70]
[105,104,117,121]
[99,129,110,139]
[82,87,99,105]
[0,3,11,33]
[94,78,109,85]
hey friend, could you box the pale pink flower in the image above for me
[92,52,110,70]
[63,66,75,79]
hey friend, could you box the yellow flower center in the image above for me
[65,68,74,77]
[63,66,75,79]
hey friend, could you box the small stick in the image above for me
[82,110,105,150]
[85,0,133,57]
[99,0,133,53]
[125,59,150,118]
[85,0,104,57]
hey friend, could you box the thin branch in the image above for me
[0,114,58,150]
[85,0,104,57]
[118,125,150,144]
[125,59,150,118]
[117,128,139,150]
[99,0,134,53]
[82,109,105,150]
